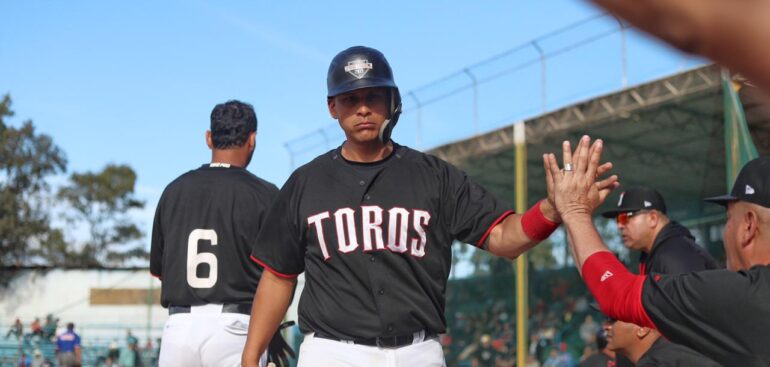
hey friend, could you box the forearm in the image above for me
[488,200,559,259]
[242,271,296,367]
[589,0,770,92]
[561,214,608,272]
[563,214,655,327]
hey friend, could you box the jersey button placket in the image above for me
[378,288,385,295]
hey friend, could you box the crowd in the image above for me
[3,319,160,367]
[4,314,59,344]
[442,267,610,367]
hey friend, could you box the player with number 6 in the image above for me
[150,100,282,367]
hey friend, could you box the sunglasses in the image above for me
[615,210,648,225]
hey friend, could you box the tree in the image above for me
[0,94,68,266]
[58,164,146,266]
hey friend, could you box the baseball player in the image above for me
[241,46,616,367]
[544,137,770,366]
[150,100,277,367]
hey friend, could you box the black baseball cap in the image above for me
[705,157,770,208]
[601,186,667,218]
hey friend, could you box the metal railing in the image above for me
[283,13,703,168]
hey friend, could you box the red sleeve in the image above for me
[475,210,515,247]
[581,251,657,329]
[251,255,299,279]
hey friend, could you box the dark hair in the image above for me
[210,100,257,149]
[67,322,74,330]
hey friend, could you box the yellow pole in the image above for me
[514,123,528,367]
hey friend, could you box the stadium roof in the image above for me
[427,64,770,223]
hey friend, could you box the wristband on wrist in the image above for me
[521,199,560,241]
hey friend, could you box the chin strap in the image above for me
[379,89,402,144]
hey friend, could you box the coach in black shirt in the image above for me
[602,186,719,275]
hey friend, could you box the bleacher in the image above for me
[0,334,156,367]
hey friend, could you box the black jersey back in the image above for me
[641,265,770,366]
[251,143,512,339]
[150,164,278,307]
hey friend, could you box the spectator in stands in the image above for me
[18,352,31,367]
[41,315,58,341]
[108,339,119,361]
[557,342,575,367]
[472,334,499,367]
[5,317,23,340]
[29,318,42,338]
[118,332,143,367]
[526,354,542,367]
[55,322,81,367]
[542,348,568,367]
[579,315,600,346]
[126,329,138,347]
[30,349,47,367]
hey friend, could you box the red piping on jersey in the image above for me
[250,255,299,279]
[582,251,656,329]
[150,273,161,280]
[476,210,515,247]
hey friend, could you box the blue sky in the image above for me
[1,1,700,251]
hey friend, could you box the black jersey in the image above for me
[579,353,614,367]
[638,222,720,275]
[641,265,770,366]
[635,338,722,367]
[251,143,512,339]
[150,163,278,308]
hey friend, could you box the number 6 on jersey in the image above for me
[187,229,218,288]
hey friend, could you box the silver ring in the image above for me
[564,163,573,172]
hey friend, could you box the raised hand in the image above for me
[543,136,618,222]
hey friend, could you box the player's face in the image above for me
[604,319,635,353]
[328,87,390,144]
[616,210,652,251]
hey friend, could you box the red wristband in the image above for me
[521,200,560,241]
[582,251,655,328]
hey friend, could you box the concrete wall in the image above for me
[0,269,164,342]
[0,268,306,343]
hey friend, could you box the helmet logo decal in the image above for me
[344,59,373,79]
[618,192,625,207]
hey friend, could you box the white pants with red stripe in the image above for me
[296,332,445,367]
[158,304,267,367]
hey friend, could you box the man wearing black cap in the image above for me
[601,186,719,275]
[601,187,720,367]
[543,136,770,366]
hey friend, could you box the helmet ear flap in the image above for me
[379,88,402,144]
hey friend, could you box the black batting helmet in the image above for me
[327,46,402,144]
